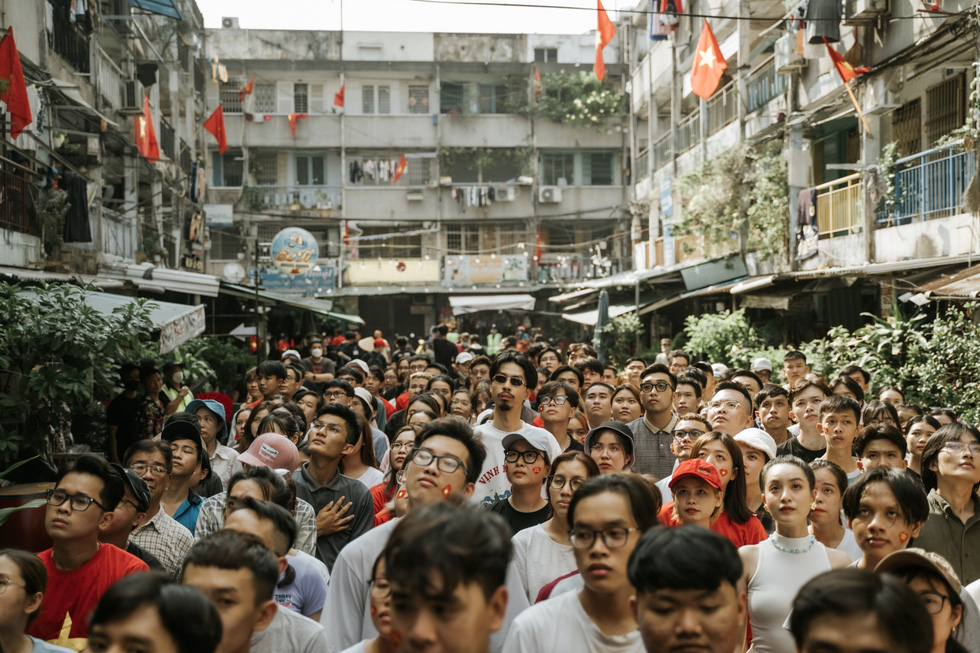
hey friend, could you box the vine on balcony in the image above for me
[529,71,626,129]
[438,146,533,177]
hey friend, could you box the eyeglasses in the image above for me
[369,577,391,599]
[130,463,168,476]
[311,421,346,435]
[918,591,950,615]
[568,526,638,549]
[548,475,585,491]
[707,399,743,412]
[45,489,106,512]
[0,579,25,595]
[450,398,472,407]
[538,395,569,406]
[391,441,414,452]
[673,429,705,441]
[492,374,526,387]
[640,381,671,393]
[323,391,350,401]
[408,448,467,475]
[504,450,543,464]
[942,442,980,455]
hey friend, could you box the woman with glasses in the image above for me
[370,425,419,526]
[489,432,559,535]
[0,549,73,653]
[610,385,642,424]
[510,452,600,603]
[340,554,397,653]
[505,473,660,651]
[916,424,980,585]
[449,389,476,424]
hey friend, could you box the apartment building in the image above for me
[203,24,630,336]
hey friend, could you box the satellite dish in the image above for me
[222,262,246,283]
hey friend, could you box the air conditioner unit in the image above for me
[865,75,901,115]
[121,79,144,112]
[538,186,562,203]
[221,16,240,28]
[774,33,805,74]
[494,185,517,202]
[844,0,889,23]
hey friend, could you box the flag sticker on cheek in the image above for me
[533,467,542,474]
[718,468,728,477]
[442,485,452,497]
[396,489,407,499]
[899,532,909,543]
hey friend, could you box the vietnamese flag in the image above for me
[203,105,227,154]
[333,84,345,107]
[824,37,870,83]
[237,75,254,102]
[288,113,308,135]
[0,28,32,139]
[594,0,616,82]
[392,154,407,184]
[135,96,160,161]
[690,19,727,100]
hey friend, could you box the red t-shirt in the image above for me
[28,544,149,640]
[382,397,396,419]
[395,391,410,412]
[658,503,767,548]
[370,481,394,516]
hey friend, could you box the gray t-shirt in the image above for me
[251,605,328,653]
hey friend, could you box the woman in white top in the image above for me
[342,414,384,488]
[740,455,851,653]
[809,459,863,560]
[511,451,600,603]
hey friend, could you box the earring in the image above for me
[762,504,770,513]
[810,502,817,511]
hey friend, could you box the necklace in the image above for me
[770,533,816,554]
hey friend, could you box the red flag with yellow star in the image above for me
[392,154,407,184]
[594,0,616,81]
[135,96,160,161]
[690,19,726,100]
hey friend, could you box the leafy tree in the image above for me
[682,309,762,367]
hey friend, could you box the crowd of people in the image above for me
[7,324,980,653]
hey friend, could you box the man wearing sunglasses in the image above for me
[28,454,149,641]
[628,363,680,479]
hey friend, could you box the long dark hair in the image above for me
[690,432,753,524]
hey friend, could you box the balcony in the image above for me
[159,119,175,161]
[94,46,124,109]
[440,114,531,148]
[102,208,136,260]
[816,173,863,238]
[635,148,650,180]
[249,185,342,216]
[706,81,738,135]
[346,116,436,148]
[653,132,672,169]
[676,109,701,153]
[0,163,40,237]
[746,59,787,114]
[50,0,90,73]
[222,115,342,149]
[535,254,631,284]
[875,144,977,226]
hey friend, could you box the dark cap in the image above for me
[160,419,203,452]
[112,463,151,512]
[162,360,184,374]
[584,420,636,457]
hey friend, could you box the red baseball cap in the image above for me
[669,458,723,490]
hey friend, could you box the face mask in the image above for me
[311,348,323,358]
[172,371,184,384]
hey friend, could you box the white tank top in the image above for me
[747,534,832,653]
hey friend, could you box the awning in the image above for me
[99,263,222,297]
[129,0,183,20]
[19,288,204,354]
[548,287,599,304]
[731,274,777,294]
[562,301,638,326]
[448,294,536,314]
[0,265,123,289]
[919,263,980,299]
[220,282,364,324]
[50,79,120,128]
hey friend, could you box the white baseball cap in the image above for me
[455,351,475,365]
[751,357,773,372]
[502,429,562,466]
[734,428,778,461]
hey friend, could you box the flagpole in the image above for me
[338,0,346,290]
[843,80,871,135]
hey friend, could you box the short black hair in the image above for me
[425,362,450,375]
[284,364,304,384]
[415,418,487,485]
[550,365,584,387]
[668,350,690,364]
[407,393,442,416]
[789,379,831,404]
[692,361,713,378]
[862,400,900,428]
[713,380,752,410]
[537,380,580,409]
[628,527,742,595]
[729,369,763,392]
[854,423,907,458]
[384,500,511,601]
[573,356,604,375]
[490,351,538,393]
[316,403,362,445]
[876,386,905,403]
[568,473,662,534]
[336,365,364,385]
[921,423,980,492]
[681,367,707,389]
[640,363,677,389]
[839,364,871,385]
[469,355,491,370]
[123,439,174,475]
[842,467,929,525]
[675,374,703,399]
[226,466,290,508]
[818,394,862,423]
[830,374,865,403]
[783,351,807,364]
[56,454,125,512]
[182,530,279,605]
[256,360,287,380]
[322,378,355,398]
[90,573,222,653]
[409,354,430,365]
[258,412,303,441]
[754,383,788,410]
[229,496,297,554]
[624,356,647,369]
[789,569,933,653]
[584,381,615,399]
[539,347,563,364]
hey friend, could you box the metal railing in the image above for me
[536,255,629,283]
[875,143,978,226]
[635,148,650,179]
[0,163,41,237]
[707,81,738,135]
[746,59,786,113]
[94,46,124,108]
[815,173,863,238]
[653,132,672,169]
[50,1,90,73]
[102,208,136,259]
[255,185,342,211]
[159,119,175,161]
[676,108,701,153]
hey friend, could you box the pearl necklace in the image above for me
[769,533,816,554]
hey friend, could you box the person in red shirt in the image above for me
[28,455,149,642]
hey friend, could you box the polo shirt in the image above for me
[914,489,980,585]
[292,462,373,571]
[628,413,678,479]
[173,489,203,535]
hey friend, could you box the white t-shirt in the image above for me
[511,524,576,604]
[351,466,385,489]
[503,589,643,653]
[474,421,557,507]
[251,605,328,653]
[835,527,862,561]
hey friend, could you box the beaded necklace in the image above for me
[769,533,817,554]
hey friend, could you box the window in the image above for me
[294,83,309,114]
[253,83,277,113]
[446,224,480,255]
[892,99,921,157]
[547,224,577,251]
[358,226,422,258]
[478,84,508,114]
[584,153,614,185]
[252,152,278,186]
[926,76,964,146]
[378,86,390,114]
[441,82,466,114]
[541,153,575,186]
[408,159,431,186]
[363,85,375,114]
[219,79,243,114]
[210,228,243,260]
[212,151,243,187]
[295,154,325,186]
[408,85,429,114]
[362,85,391,114]
[534,48,558,63]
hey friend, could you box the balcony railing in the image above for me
[706,81,738,135]
[536,255,629,283]
[676,109,701,153]
[94,46,124,108]
[50,0,90,73]
[0,162,41,237]
[653,132,672,169]
[875,143,977,226]
[252,185,343,213]
[746,59,786,113]
[159,119,175,161]
[102,208,136,259]
[815,173,863,238]
[635,148,650,179]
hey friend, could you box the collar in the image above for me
[643,412,678,435]
[211,444,237,461]
[929,488,980,520]
[185,489,202,506]
[299,461,343,491]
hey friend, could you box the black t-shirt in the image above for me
[106,393,143,460]
[563,438,585,453]
[776,436,825,463]
[127,541,165,572]
[433,338,457,369]
[488,498,552,536]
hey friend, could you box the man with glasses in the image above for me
[125,439,193,578]
[706,381,756,438]
[474,351,555,506]
[323,417,531,652]
[98,464,165,571]
[292,402,373,571]
[536,380,584,453]
[628,363,679,479]
[322,378,355,407]
[28,455,149,641]
[653,414,711,501]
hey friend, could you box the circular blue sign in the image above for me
[271,227,319,276]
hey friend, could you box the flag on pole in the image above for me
[533,68,542,102]
[237,75,254,102]
[690,19,727,100]
[135,96,160,161]
[594,0,616,81]
[334,84,345,107]
[0,28,33,138]
[392,154,407,184]
[203,105,227,154]
[824,37,870,83]
[288,113,308,135]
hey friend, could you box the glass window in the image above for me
[441,82,466,114]
[541,153,575,186]
[407,159,430,186]
[358,227,422,258]
[295,154,325,186]
[408,85,429,114]
[212,151,243,187]
[294,83,309,114]
[446,224,480,255]
[586,153,614,185]
[377,86,390,114]
[478,84,508,114]
[252,152,278,186]
[220,79,243,114]
[534,48,558,63]
[362,85,375,114]
[253,83,276,113]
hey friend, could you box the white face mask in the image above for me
[311,348,323,358]
[172,371,184,384]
